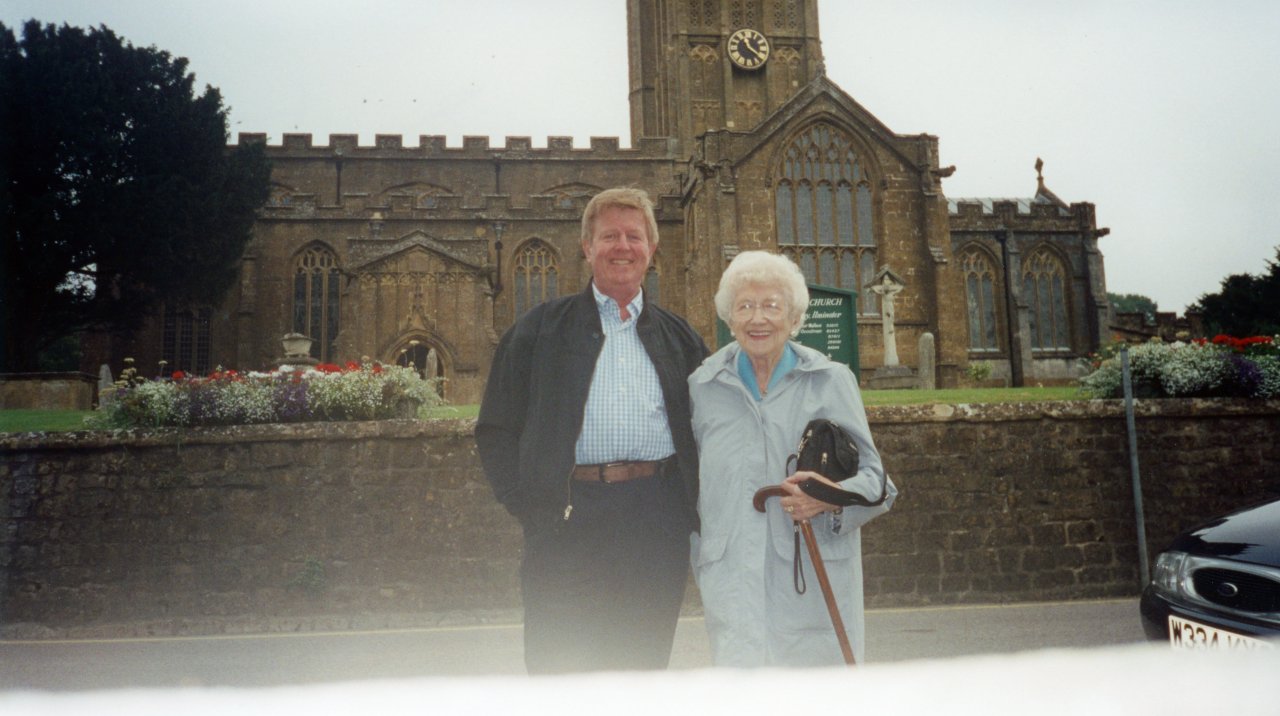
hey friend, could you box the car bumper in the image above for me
[1140,586,1280,643]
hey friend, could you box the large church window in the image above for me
[775,124,877,314]
[162,305,211,375]
[960,248,1000,352]
[514,240,558,317]
[1023,248,1071,351]
[292,244,341,361]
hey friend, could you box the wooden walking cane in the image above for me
[754,485,856,666]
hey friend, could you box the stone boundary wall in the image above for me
[3,399,1279,638]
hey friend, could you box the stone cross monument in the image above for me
[864,266,916,389]
[868,267,906,367]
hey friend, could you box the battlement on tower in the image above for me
[947,197,1071,217]
[234,132,675,159]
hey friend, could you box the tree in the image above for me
[0,21,270,372]
[1107,292,1158,324]
[1191,246,1280,337]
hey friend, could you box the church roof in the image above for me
[946,158,1072,216]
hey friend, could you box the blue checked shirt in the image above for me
[574,284,676,464]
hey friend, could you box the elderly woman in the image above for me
[688,250,897,667]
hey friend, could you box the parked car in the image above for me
[1140,496,1280,650]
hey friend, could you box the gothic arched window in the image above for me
[960,248,1001,352]
[292,244,341,361]
[1023,247,1071,351]
[514,240,558,317]
[775,124,879,314]
[162,305,211,375]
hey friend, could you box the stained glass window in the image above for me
[775,124,877,314]
[292,245,341,361]
[1023,248,1071,351]
[514,240,558,317]
[960,248,1000,351]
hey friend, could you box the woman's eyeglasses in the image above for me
[732,299,785,320]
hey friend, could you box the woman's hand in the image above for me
[779,470,840,522]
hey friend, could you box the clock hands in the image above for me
[728,29,769,69]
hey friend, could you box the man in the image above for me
[476,187,709,674]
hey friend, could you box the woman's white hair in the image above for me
[714,250,809,336]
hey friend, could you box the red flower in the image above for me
[172,370,186,380]
[316,363,342,374]
[1208,334,1273,353]
[371,364,383,374]
[345,360,360,371]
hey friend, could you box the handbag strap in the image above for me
[798,473,890,508]
[792,524,806,595]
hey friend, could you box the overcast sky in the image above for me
[4,0,1278,314]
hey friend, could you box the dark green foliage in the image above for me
[36,333,82,371]
[0,21,270,371]
[1107,292,1158,323]
[1192,247,1280,337]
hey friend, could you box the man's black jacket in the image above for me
[476,285,709,531]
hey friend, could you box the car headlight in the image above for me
[1150,550,1189,597]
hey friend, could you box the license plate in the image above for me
[1168,615,1273,651]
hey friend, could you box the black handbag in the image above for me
[788,418,889,508]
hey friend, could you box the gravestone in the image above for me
[97,364,114,406]
[918,332,936,390]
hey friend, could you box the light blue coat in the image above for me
[689,341,897,666]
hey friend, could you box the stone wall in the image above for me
[0,373,96,410]
[3,399,1279,638]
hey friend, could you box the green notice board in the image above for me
[714,284,860,379]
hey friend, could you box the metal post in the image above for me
[995,228,1024,387]
[1121,346,1150,586]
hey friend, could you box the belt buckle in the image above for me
[599,461,628,483]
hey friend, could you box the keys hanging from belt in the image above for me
[563,458,671,521]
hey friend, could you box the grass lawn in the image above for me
[422,404,481,419]
[2,387,1085,433]
[861,385,1085,406]
[0,409,96,433]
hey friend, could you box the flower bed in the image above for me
[95,360,444,428]
[1080,335,1280,399]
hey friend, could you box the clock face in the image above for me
[727,28,770,70]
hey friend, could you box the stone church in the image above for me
[116,0,1109,404]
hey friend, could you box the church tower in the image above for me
[627,0,825,153]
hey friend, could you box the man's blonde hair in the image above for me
[581,187,660,247]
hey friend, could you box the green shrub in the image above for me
[1079,335,1280,399]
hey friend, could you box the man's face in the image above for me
[583,206,654,304]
